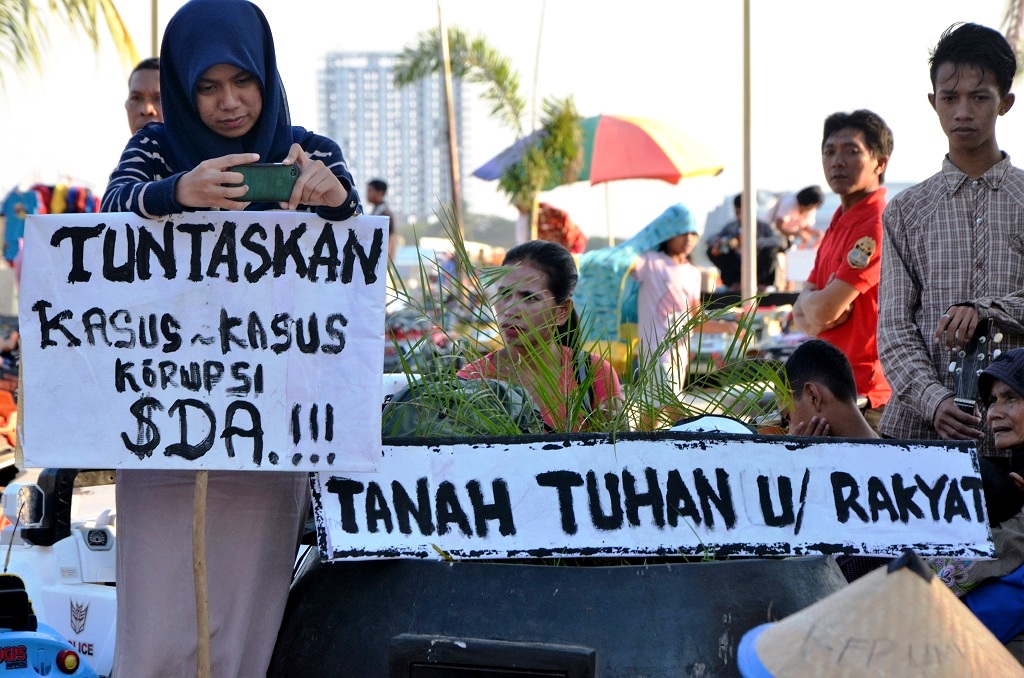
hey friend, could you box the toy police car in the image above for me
[1,472,114,677]
[0,568,98,677]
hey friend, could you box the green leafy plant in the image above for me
[383,211,791,565]
[386,206,787,438]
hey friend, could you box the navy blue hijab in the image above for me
[156,0,293,171]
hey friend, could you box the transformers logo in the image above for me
[70,599,89,634]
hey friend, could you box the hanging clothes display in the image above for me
[0,181,100,263]
[1,190,41,263]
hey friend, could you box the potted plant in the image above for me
[268,221,848,678]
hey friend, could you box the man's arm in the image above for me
[101,131,183,216]
[708,222,738,247]
[932,295,1024,351]
[972,295,1024,335]
[792,277,858,336]
[756,220,789,251]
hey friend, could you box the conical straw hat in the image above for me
[738,551,1024,677]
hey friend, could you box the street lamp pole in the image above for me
[740,0,756,303]
[150,0,159,57]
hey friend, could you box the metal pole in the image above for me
[438,1,465,242]
[605,183,614,247]
[527,0,546,242]
[529,0,546,134]
[741,0,756,302]
[150,0,159,57]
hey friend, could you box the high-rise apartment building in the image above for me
[318,51,469,224]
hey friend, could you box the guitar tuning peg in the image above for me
[994,349,1002,358]
[978,353,986,361]
[994,332,1004,343]
[958,349,966,358]
[948,361,956,373]
[979,336,987,345]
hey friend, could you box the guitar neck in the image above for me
[950,320,1000,415]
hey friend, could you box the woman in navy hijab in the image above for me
[102,0,360,220]
[103,2,360,676]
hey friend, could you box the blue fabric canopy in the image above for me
[575,203,697,342]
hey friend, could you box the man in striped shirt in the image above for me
[878,23,1024,463]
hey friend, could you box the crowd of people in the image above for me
[8,0,1021,672]
[704,185,825,294]
[776,21,1024,648]
[575,18,1024,651]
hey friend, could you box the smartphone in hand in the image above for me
[227,163,300,202]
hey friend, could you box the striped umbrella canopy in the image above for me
[472,114,724,188]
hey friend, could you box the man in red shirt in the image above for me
[792,109,894,431]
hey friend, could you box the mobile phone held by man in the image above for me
[227,162,299,202]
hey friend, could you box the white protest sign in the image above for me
[19,211,386,471]
[312,433,993,560]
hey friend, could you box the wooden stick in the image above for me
[193,470,211,678]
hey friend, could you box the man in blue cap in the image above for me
[979,348,1024,470]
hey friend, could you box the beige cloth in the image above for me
[112,469,309,678]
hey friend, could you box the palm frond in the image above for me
[394,26,525,135]
[393,25,585,223]
[1004,0,1024,80]
[615,298,786,431]
[537,96,583,185]
[464,34,525,134]
[0,1,43,81]
[386,207,788,437]
[0,0,138,86]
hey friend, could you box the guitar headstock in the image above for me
[949,319,1002,415]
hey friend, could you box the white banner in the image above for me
[19,211,386,471]
[313,433,993,560]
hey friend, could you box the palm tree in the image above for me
[393,26,582,235]
[0,0,138,85]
